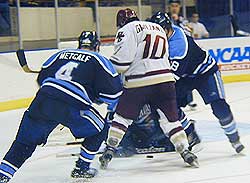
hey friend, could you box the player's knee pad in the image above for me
[107,114,133,148]
[211,99,233,125]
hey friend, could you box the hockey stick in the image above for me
[56,152,80,158]
[45,141,83,147]
[66,141,82,146]
[16,49,40,73]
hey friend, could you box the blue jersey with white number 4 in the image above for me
[37,49,123,111]
[169,25,218,79]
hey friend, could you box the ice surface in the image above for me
[1,82,250,183]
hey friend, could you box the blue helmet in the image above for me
[78,31,100,51]
[150,12,172,30]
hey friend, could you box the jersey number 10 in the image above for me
[143,34,166,59]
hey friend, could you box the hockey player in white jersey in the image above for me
[99,8,199,169]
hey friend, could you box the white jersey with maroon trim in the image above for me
[110,21,175,88]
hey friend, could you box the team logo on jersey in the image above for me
[116,31,125,42]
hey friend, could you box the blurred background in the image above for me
[0,0,249,52]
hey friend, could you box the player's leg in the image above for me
[71,122,109,178]
[116,106,171,157]
[67,107,109,178]
[197,70,244,153]
[178,109,201,151]
[186,91,197,110]
[0,93,59,182]
[115,124,138,157]
[99,87,145,169]
[151,82,198,166]
[175,79,201,151]
[99,115,137,169]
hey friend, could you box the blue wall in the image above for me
[197,0,250,37]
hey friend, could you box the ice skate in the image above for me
[0,173,10,183]
[231,140,245,153]
[99,147,115,169]
[181,150,199,168]
[71,167,98,179]
[187,126,202,152]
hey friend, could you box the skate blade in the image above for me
[189,159,199,168]
[70,178,93,183]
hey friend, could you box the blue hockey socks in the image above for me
[0,140,36,182]
[0,161,18,182]
[211,99,239,143]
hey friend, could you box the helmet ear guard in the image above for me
[116,8,139,28]
[78,31,100,51]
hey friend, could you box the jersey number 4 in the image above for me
[55,62,79,81]
[143,34,166,59]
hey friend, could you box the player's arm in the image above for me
[98,75,123,123]
[37,51,63,86]
[99,77,122,107]
[201,24,209,38]
[94,61,123,116]
[110,26,137,73]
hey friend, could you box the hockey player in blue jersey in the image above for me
[150,12,245,153]
[0,31,123,182]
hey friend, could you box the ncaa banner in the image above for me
[196,37,250,72]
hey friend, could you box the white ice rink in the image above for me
[0,82,250,183]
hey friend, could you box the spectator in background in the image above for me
[0,0,10,36]
[189,12,209,39]
[167,0,191,35]
[168,0,184,25]
[81,0,96,21]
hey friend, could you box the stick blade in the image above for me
[16,49,40,73]
[16,49,27,67]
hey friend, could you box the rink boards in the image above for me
[0,37,250,183]
[0,36,249,112]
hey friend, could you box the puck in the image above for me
[146,155,154,159]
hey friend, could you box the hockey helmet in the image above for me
[78,31,100,51]
[150,12,172,30]
[116,8,139,28]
